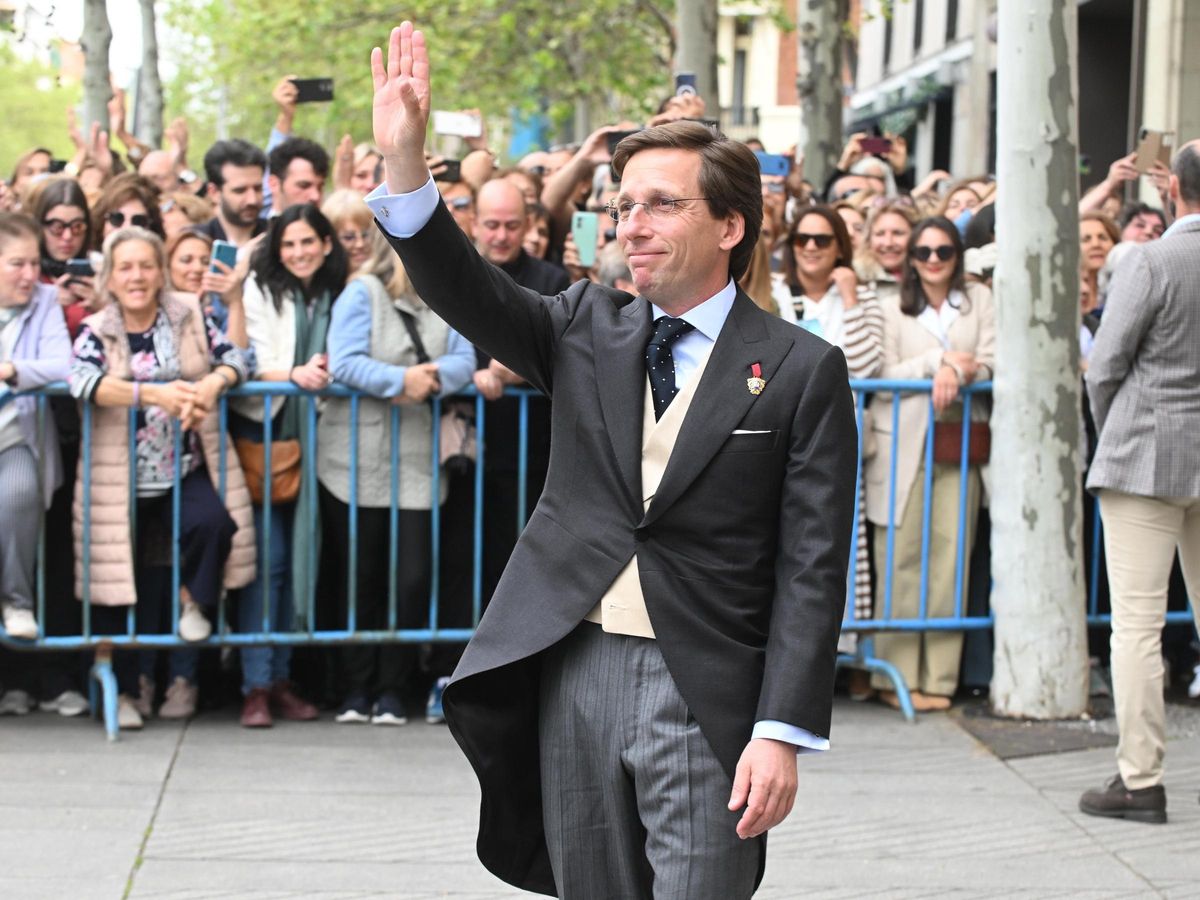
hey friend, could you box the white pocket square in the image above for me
[731,429,772,435]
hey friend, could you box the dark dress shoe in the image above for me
[270,681,319,720]
[1079,774,1166,824]
[240,688,272,728]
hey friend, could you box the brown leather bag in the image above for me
[234,438,302,504]
[933,421,991,466]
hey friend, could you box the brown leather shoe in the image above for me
[911,691,952,712]
[269,681,318,721]
[1079,774,1167,824]
[240,688,272,728]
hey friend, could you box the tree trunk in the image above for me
[81,0,113,131]
[989,1,1089,719]
[136,0,164,147]
[796,0,844,190]
[674,0,719,107]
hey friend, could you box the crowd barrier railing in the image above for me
[1,380,1191,734]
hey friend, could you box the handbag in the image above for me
[234,438,302,504]
[395,308,478,472]
[932,420,990,466]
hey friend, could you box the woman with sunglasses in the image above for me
[780,206,882,685]
[89,174,164,251]
[26,178,99,338]
[864,217,995,712]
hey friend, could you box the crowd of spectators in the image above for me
[0,77,1195,731]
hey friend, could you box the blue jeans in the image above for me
[237,503,294,694]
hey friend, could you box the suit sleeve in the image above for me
[756,343,858,737]
[370,189,583,398]
[1086,249,1158,435]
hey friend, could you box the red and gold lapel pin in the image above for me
[746,362,766,395]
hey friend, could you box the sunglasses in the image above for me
[42,218,88,237]
[794,233,835,249]
[107,211,150,229]
[911,245,956,262]
[446,196,472,211]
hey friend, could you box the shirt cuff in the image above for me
[752,720,829,754]
[365,176,440,239]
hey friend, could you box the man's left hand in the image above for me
[727,738,797,840]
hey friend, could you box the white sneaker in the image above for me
[158,677,197,720]
[39,690,90,717]
[1188,665,1200,700]
[178,601,212,642]
[117,694,144,730]
[0,688,34,715]
[2,607,38,640]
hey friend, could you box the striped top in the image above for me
[792,282,883,379]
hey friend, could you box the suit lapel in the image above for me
[594,292,652,510]
[640,291,793,528]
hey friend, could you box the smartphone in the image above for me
[433,159,462,183]
[66,258,94,279]
[433,110,483,139]
[606,129,642,155]
[289,78,334,104]
[1134,128,1173,174]
[211,240,238,272]
[683,117,721,132]
[754,152,791,178]
[572,211,600,268]
[860,137,893,155]
[48,159,68,174]
[674,72,698,96]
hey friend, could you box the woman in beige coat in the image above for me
[864,217,995,711]
[69,227,254,729]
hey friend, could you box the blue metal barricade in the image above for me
[1,379,1192,735]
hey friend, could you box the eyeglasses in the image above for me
[604,197,709,222]
[337,229,372,245]
[794,233,835,249]
[42,218,88,238]
[911,245,956,262]
[107,211,150,229]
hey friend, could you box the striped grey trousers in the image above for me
[0,444,40,613]
[538,623,759,900]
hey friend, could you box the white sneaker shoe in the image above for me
[39,690,90,717]
[117,694,144,730]
[0,688,34,715]
[158,677,198,720]
[1188,665,1200,700]
[2,607,38,640]
[178,601,212,642]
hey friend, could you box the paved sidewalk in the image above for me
[2,699,1198,899]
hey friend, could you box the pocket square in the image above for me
[732,429,771,435]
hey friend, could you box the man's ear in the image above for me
[267,174,282,201]
[205,181,219,203]
[719,211,745,252]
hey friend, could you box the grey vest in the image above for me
[317,275,451,509]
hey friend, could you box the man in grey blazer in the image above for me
[365,24,857,897]
[1080,140,1200,825]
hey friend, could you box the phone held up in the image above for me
[754,152,791,179]
[289,78,334,104]
[1134,128,1173,175]
[572,211,600,269]
[432,110,483,139]
[211,240,238,273]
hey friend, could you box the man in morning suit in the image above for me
[364,23,857,898]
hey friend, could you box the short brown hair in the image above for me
[90,174,164,250]
[611,121,762,281]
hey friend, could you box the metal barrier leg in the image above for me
[90,643,120,742]
[836,640,917,723]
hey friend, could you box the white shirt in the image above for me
[916,290,963,349]
[368,176,829,754]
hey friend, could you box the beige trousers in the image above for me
[871,462,980,696]
[1098,489,1200,789]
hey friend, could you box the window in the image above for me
[946,0,959,43]
[913,0,924,54]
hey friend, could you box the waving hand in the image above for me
[372,22,433,194]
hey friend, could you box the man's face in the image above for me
[616,148,740,309]
[440,182,475,234]
[274,158,325,209]
[211,164,264,227]
[1121,212,1164,243]
[473,182,527,266]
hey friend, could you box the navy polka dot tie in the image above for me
[645,316,695,421]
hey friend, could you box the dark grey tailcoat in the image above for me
[383,202,857,895]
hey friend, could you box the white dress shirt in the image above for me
[368,175,829,754]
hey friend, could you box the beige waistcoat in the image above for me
[584,349,713,638]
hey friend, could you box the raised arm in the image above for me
[373,23,434,195]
